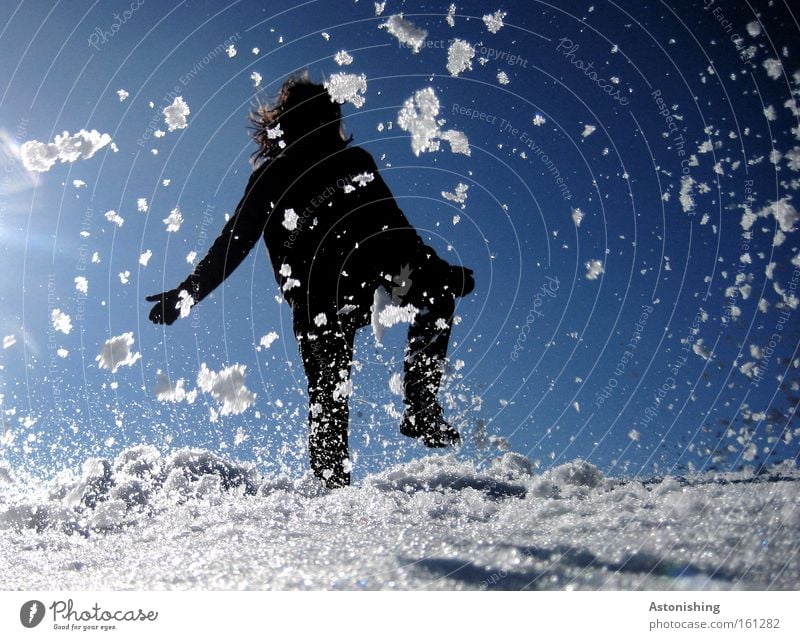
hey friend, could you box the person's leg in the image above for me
[400,269,462,447]
[295,311,357,487]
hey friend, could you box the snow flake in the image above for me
[446,4,456,27]
[282,208,299,231]
[96,332,141,373]
[176,289,194,318]
[379,14,427,53]
[441,182,469,205]
[584,259,604,280]
[351,172,374,187]
[163,96,190,131]
[397,87,470,156]
[334,50,353,66]
[21,129,112,173]
[482,10,506,34]
[446,39,474,76]
[324,73,367,108]
[763,58,782,80]
[197,362,256,415]
[259,332,279,349]
[51,309,72,334]
[163,206,183,232]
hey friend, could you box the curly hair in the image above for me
[249,72,351,163]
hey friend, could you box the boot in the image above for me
[400,402,461,448]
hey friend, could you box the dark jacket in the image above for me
[180,143,442,323]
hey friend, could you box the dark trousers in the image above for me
[293,280,456,488]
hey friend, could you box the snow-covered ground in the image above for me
[0,447,797,590]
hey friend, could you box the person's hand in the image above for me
[146,289,182,325]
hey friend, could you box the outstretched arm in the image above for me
[147,165,271,325]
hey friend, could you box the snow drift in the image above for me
[0,447,797,590]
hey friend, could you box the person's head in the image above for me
[250,72,350,162]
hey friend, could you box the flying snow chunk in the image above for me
[282,208,299,231]
[226,44,237,58]
[389,372,404,396]
[758,198,798,233]
[333,378,353,401]
[259,332,279,349]
[334,50,353,66]
[73,179,86,188]
[441,182,469,205]
[185,251,197,265]
[378,304,419,328]
[96,332,141,373]
[581,124,596,138]
[137,198,148,213]
[532,114,546,127]
[51,309,72,334]
[584,259,604,280]
[163,96,190,131]
[746,21,761,37]
[692,339,712,361]
[572,207,584,227]
[397,87,470,156]
[176,289,194,318]
[21,129,112,172]
[379,14,427,53]
[118,271,130,285]
[762,58,782,80]
[197,363,256,415]
[482,10,506,33]
[57,348,68,358]
[679,175,695,214]
[163,206,183,232]
[446,4,456,26]
[154,374,193,403]
[251,71,262,87]
[2,335,15,349]
[351,172,374,187]
[313,313,327,327]
[139,250,152,266]
[439,130,470,155]
[446,39,475,77]
[324,73,367,108]
[375,2,386,16]
[117,89,129,102]
[497,71,510,85]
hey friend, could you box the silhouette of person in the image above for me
[147,74,474,488]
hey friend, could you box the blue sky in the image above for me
[0,0,798,481]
